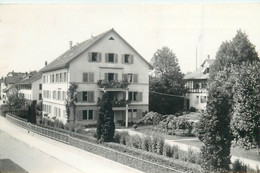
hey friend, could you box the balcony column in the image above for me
[125,90,129,127]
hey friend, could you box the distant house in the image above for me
[40,28,152,126]
[16,72,42,104]
[184,58,215,111]
[0,71,27,103]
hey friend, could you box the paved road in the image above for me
[0,130,82,173]
[0,116,143,173]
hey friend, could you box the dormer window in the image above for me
[203,68,210,74]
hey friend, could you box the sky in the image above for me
[0,3,260,77]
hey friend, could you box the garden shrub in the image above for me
[141,136,150,151]
[104,142,203,173]
[163,143,173,157]
[129,135,142,149]
[232,159,247,173]
[172,145,179,159]
[156,137,164,155]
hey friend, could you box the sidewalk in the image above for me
[0,116,143,173]
[118,129,260,170]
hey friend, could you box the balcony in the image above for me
[112,99,130,111]
[187,88,207,93]
[97,80,130,91]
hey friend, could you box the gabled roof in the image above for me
[7,71,26,77]
[4,76,24,85]
[16,72,42,85]
[201,59,215,67]
[40,28,153,73]
[184,59,215,80]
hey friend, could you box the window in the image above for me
[122,54,133,64]
[52,74,55,83]
[39,84,42,90]
[83,73,94,82]
[64,72,67,82]
[79,91,94,102]
[60,73,63,82]
[82,110,93,120]
[91,52,98,62]
[53,91,56,99]
[82,92,88,102]
[83,110,88,120]
[129,92,142,102]
[108,53,114,62]
[106,53,117,63]
[108,73,114,81]
[39,93,42,100]
[127,74,133,82]
[58,91,61,100]
[43,76,46,83]
[133,109,137,118]
[56,74,59,82]
[63,91,66,100]
[196,96,199,104]
[89,110,93,120]
[125,54,130,63]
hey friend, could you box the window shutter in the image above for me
[88,52,92,62]
[114,73,118,81]
[98,53,102,62]
[83,73,88,82]
[89,73,94,82]
[77,92,82,102]
[133,74,138,83]
[114,54,118,63]
[121,54,125,63]
[137,109,142,118]
[88,91,94,102]
[104,73,108,81]
[122,74,127,81]
[93,110,99,120]
[105,53,108,62]
[137,92,143,102]
[130,55,134,64]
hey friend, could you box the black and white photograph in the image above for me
[0,1,259,173]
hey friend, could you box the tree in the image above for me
[6,92,26,110]
[198,30,260,172]
[65,83,78,124]
[149,47,186,114]
[231,62,260,149]
[97,92,115,142]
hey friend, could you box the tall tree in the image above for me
[149,47,185,114]
[198,30,259,172]
[97,92,115,142]
[231,62,260,149]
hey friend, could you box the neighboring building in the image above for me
[184,58,215,111]
[16,72,42,103]
[40,28,152,126]
[1,72,27,103]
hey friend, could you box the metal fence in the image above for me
[6,114,69,144]
[6,113,185,173]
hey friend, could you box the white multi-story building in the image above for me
[184,58,215,111]
[41,29,152,126]
[16,72,42,103]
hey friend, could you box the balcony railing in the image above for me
[112,99,131,107]
[97,80,130,89]
[187,88,207,93]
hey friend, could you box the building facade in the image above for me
[16,72,42,104]
[41,29,152,126]
[184,58,215,111]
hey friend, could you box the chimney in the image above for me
[69,41,73,49]
[207,55,210,59]
[45,61,48,66]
